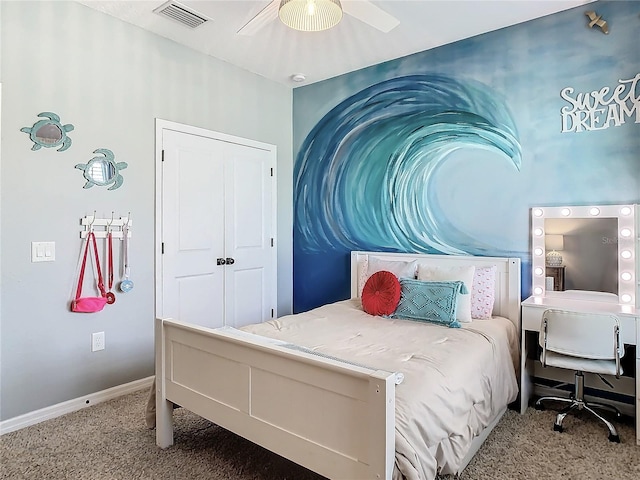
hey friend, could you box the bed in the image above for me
[154,251,521,479]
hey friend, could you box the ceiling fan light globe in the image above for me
[279,0,343,32]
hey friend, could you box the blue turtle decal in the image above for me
[21,112,74,151]
[75,149,128,190]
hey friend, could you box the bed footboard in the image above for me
[155,317,396,480]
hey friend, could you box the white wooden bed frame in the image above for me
[155,251,521,479]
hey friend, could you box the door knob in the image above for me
[225,257,235,265]
[216,258,226,265]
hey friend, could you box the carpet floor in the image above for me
[1,389,638,479]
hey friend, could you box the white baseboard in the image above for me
[0,375,154,435]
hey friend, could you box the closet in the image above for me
[157,122,277,329]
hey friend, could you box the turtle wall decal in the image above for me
[21,112,74,151]
[75,148,128,190]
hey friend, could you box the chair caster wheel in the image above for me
[553,423,563,433]
[608,434,620,443]
[534,403,545,411]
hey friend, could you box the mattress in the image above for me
[241,298,519,480]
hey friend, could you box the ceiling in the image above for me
[76,0,595,87]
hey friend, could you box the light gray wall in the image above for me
[0,1,293,421]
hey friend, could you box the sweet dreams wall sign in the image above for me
[561,72,640,133]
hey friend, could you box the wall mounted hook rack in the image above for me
[80,214,132,239]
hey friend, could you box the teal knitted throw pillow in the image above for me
[389,279,464,328]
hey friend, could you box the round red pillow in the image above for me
[361,270,401,316]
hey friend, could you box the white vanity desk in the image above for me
[521,292,639,445]
[523,203,639,445]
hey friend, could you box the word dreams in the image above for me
[560,73,639,133]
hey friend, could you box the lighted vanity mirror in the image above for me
[530,204,636,305]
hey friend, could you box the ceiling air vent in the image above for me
[153,1,209,29]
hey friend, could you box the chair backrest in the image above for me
[538,309,623,361]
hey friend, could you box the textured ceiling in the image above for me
[76,0,595,87]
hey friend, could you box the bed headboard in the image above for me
[350,251,521,334]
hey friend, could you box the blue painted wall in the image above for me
[292,1,640,312]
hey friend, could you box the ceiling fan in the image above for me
[237,0,400,35]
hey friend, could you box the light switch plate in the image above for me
[31,242,55,262]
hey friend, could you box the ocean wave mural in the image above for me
[293,74,523,311]
[294,74,522,257]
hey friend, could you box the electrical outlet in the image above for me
[92,332,105,352]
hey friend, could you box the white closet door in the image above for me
[162,130,225,328]
[160,125,276,329]
[224,142,274,328]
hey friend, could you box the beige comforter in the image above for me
[241,299,519,480]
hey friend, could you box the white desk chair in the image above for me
[534,309,624,442]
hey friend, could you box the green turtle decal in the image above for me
[21,112,74,151]
[75,149,128,190]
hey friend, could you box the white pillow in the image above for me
[357,257,369,297]
[367,257,418,279]
[471,266,497,319]
[417,264,475,323]
[360,257,417,296]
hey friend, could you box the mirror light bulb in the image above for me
[621,250,632,259]
[620,228,632,238]
[561,208,571,216]
[589,207,600,216]
[620,206,632,216]
[534,267,544,275]
[533,287,544,295]
[620,272,633,282]
[620,294,632,303]
[534,228,543,236]
[534,247,544,256]
[533,208,544,217]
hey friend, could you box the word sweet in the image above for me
[560,72,640,133]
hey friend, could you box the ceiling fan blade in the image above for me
[237,0,280,36]
[342,0,400,33]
